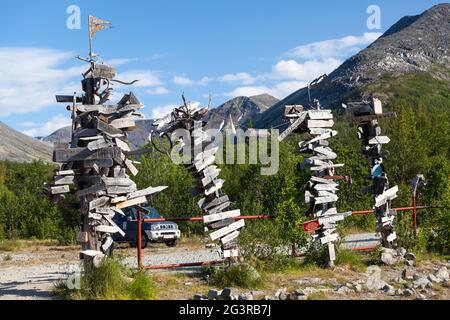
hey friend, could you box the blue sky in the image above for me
[0,0,445,137]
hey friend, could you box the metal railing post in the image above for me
[137,209,143,271]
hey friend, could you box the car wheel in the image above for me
[165,240,177,247]
[141,234,149,249]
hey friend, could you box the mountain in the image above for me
[0,122,53,162]
[204,94,279,129]
[253,3,450,128]
[43,93,279,149]
[40,126,72,145]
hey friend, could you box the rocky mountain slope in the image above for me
[0,122,53,162]
[204,94,279,129]
[253,3,450,128]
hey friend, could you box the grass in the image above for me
[208,263,263,289]
[0,239,59,252]
[307,292,328,300]
[0,239,22,252]
[53,258,157,300]
[335,250,366,272]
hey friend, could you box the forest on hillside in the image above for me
[0,73,449,257]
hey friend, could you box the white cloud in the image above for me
[270,58,342,81]
[173,75,212,86]
[226,81,307,100]
[0,47,85,116]
[287,32,382,60]
[116,70,162,87]
[22,114,71,137]
[218,72,258,85]
[148,101,201,119]
[146,86,170,95]
[106,58,136,66]
[223,33,381,100]
[148,103,178,119]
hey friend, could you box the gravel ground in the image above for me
[0,234,381,300]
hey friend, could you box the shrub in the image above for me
[53,258,157,300]
[209,263,262,289]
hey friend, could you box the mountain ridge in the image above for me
[253,3,450,129]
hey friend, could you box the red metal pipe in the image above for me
[130,215,275,223]
[350,245,379,252]
[130,206,438,223]
[137,209,143,271]
[413,196,418,237]
[144,260,224,270]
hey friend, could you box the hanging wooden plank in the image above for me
[307,120,334,128]
[308,110,333,120]
[79,135,104,141]
[206,201,231,215]
[53,147,122,162]
[50,185,70,194]
[94,117,125,138]
[210,219,245,241]
[87,138,112,151]
[76,184,106,198]
[73,128,99,138]
[127,186,168,200]
[313,183,338,192]
[107,185,138,195]
[88,197,110,211]
[204,179,224,196]
[386,232,397,242]
[109,117,137,129]
[221,230,240,244]
[203,209,241,224]
[102,177,135,187]
[81,250,103,257]
[223,249,239,258]
[95,225,120,234]
[115,196,147,209]
[101,236,114,252]
[195,155,216,172]
[82,159,114,168]
[209,218,235,230]
[310,163,344,171]
[320,233,339,245]
[56,170,75,176]
[111,207,125,216]
[200,195,230,210]
[278,112,308,142]
[104,215,126,237]
[54,175,75,185]
[88,212,103,220]
[368,136,391,145]
[309,128,333,135]
[115,138,131,152]
[125,159,139,176]
[374,186,399,207]
[194,146,219,163]
[313,194,339,205]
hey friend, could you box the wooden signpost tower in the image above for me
[44,16,166,266]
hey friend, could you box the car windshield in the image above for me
[143,207,161,219]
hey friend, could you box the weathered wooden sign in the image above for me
[345,97,398,248]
